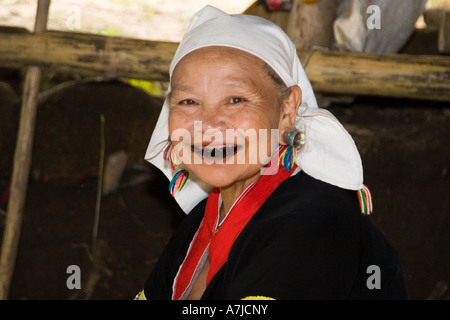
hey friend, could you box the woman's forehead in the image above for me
[171,47,270,86]
[174,46,265,71]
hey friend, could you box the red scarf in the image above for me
[172,150,296,300]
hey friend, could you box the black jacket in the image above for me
[143,171,408,299]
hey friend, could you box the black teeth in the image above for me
[192,146,239,159]
[204,148,221,158]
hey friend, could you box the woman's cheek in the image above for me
[168,109,193,133]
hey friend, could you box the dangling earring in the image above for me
[357,185,373,215]
[164,142,189,196]
[280,129,305,172]
[163,142,178,170]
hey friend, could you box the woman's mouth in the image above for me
[192,145,241,160]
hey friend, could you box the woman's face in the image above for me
[168,46,287,189]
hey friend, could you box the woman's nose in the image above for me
[200,105,227,131]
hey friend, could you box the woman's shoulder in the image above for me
[226,171,409,299]
[233,170,365,258]
[255,170,363,226]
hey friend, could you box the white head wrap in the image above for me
[145,5,364,213]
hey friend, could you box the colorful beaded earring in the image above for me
[357,185,373,215]
[280,129,305,172]
[163,142,189,196]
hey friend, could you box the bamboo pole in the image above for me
[0,0,50,300]
[303,50,450,101]
[0,29,176,82]
[1,27,449,101]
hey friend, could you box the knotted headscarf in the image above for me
[145,5,365,213]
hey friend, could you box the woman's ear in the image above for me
[278,85,302,145]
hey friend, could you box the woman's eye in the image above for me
[230,97,246,104]
[178,99,197,105]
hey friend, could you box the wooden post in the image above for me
[245,0,337,52]
[285,0,337,52]
[438,10,450,54]
[0,0,50,300]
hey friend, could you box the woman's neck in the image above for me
[218,173,261,223]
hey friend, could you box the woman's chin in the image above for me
[187,163,261,189]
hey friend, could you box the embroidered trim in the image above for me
[134,290,147,300]
[242,296,275,300]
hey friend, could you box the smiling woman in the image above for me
[137,5,409,300]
